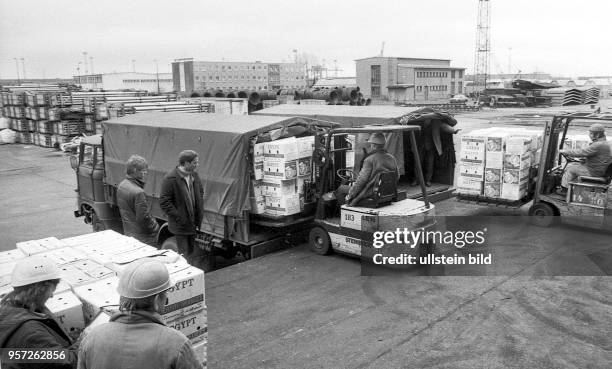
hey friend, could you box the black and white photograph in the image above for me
[0,1,611,368]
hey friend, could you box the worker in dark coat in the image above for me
[116,155,159,245]
[0,256,78,369]
[558,123,612,194]
[345,133,399,206]
[160,150,205,268]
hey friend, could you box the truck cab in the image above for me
[70,135,123,233]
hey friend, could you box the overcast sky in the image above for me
[1,0,611,79]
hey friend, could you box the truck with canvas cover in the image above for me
[70,112,338,270]
[253,104,459,202]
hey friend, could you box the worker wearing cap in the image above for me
[345,132,399,206]
[558,123,612,194]
[0,256,78,368]
[77,259,202,369]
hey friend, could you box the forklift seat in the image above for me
[353,171,398,208]
[578,163,612,185]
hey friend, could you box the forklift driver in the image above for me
[557,123,612,195]
[341,133,400,207]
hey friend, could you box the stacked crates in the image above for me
[458,128,543,201]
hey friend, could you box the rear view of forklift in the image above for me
[308,125,437,262]
[528,112,612,229]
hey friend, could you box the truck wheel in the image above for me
[91,212,106,232]
[309,227,332,255]
[529,202,556,227]
[161,236,179,253]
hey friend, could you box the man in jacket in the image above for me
[345,133,399,206]
[558,123,612,195]
[0,256,78,369]
[160,150,205,268]
[77,259,203,369]
[116,155,159,245]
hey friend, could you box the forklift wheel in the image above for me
[529,202,556,227]
[309,227,332,255]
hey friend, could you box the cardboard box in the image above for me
[500,182,528,200]
[297,157,312,176]
[192,338,207,366]
[0,249,25,264]
[484,168,502,183]
[265,195,301,216]
[252,180,265,197]
[506,136,532,154]
[504,153,532,170]
[459,162,484,177]
[483,183,501,198]
[263,159,298,180]
[68,259,115,280]
[262,178,296,196]
[166,308,207,344]
[253,142,265,180]
[45,291,85,335]
[264,137,298,162]
[457,177,483,195]
[58,263,96,286]
[39,247,88,265]
[485,151,504,169]
[16,237,66,255]
[502,169,530,184]
[296,136,315,158]
[165,265,206,321]
[73,276,120,323]
[250,196,266,214]
[485,133,507,152]
[253,162,264,180]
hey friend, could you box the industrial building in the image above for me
[172,58,307,95]
[73,72,173,92]
[355,57,466,102]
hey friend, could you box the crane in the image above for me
[473,0,491,96]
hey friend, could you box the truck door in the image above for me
[77,144,105,202]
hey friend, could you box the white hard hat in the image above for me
[11,256,61,287]
[117,259,171,299]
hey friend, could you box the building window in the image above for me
[451,70,455,78]
[371,86,381,97]
[371,65,381,85]
[458,81,463,93]
[459,70,463,78]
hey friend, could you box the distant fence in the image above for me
[394,102,480,113]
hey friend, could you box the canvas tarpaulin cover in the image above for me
[253,104,429,173]
[103,112,326,217]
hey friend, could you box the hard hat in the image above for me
[11,256,61,287]
[117,259,171,299]
[589,123,605,133]
[366,132,386,145]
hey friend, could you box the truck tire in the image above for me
[91,212,106,232]
[161,236,179,253]
[309,227,332,255]
[529,202,556,227]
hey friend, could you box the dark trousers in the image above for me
[176,235,203,266]
[414,147,436,182]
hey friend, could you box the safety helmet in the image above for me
[117,259,171,299]
[589,123,605,133]
[366,132,386,145]
[11,256,61,287]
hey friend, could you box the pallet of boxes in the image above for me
[0,231,207,367]
[457,127,543,203]
[251,135,317,217]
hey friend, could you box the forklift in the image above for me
[308,125,437,261]
[528,112,612,229]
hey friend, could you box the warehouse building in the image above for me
[172,58,307,95]
[74,72,173,92]
[355,57,465,102]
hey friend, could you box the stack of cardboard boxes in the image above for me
[458,128,543,200]
[0,230,207,367]
[252,135,315,217]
